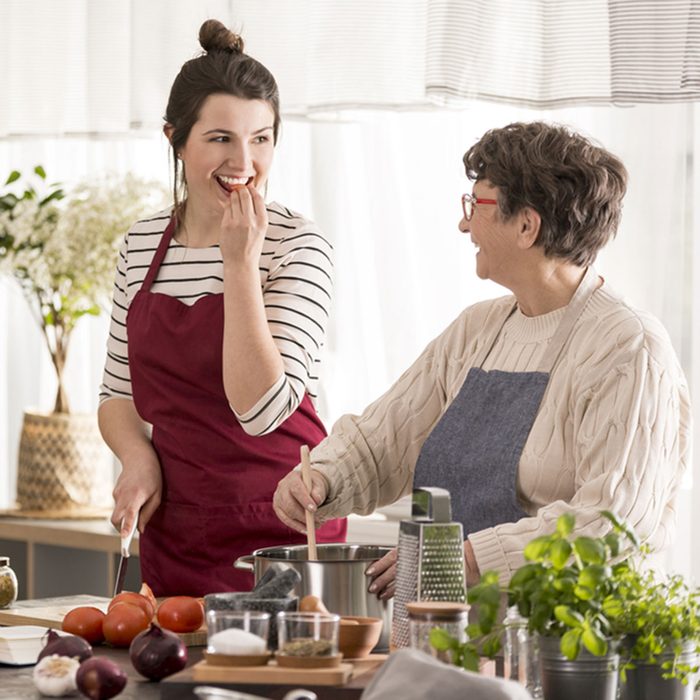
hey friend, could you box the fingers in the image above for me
[138,491,162,532]
[365,548,398,600]
[273,470,328,533]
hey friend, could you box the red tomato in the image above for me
[103,602,150,647]
[157,596,204,633]
[62,606,106,644]
[108,591,154,620]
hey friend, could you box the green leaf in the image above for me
[557,513,575,536]
[600,510,621,529]
[554,605,584,628]
[573,537,605,565]
[482,634,502,658]
[560,629,582,660]
[5,170,20,185]
[604,532,620,558]
[601,596,624,618]
[461,646,480,673]
[581,627,608,656]
[429,627,455,652]
[466,623,482,639]
[39,188,65,206]
[550,539,572,569]
[578,564,607,591]
[524,536,551,562]
[34,165,46,179]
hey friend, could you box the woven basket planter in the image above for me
[15,410,113,517]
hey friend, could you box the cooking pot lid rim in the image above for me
[249,543,393,560]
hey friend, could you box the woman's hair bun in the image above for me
[199,19,244,54]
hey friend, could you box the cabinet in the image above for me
[0,513,400,600]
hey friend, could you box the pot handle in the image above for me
[234,554,255,571]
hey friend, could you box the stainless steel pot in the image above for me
[235,543,393,652]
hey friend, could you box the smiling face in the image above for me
[459,180,523,286]
[173,93,275,216]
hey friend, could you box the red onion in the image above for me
[76,657,127,700]
[37,628,93,663]
[129,623,187,681]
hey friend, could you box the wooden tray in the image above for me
[0,595,206,646]
[193,658,354,686]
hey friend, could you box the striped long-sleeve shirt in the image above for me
[99,202,333,436]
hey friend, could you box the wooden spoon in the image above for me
[300,444,318,560]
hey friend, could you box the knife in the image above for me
[113,517,138,597]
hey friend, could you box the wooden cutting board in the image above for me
[192,658,354,685]
[191,654,386,686]
[0,594,207,646]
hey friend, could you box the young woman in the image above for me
[99,19,346,596]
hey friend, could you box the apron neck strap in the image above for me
[537,265,599,372]
[472,266,600,372]
[141,216,177,292]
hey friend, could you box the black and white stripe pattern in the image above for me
[425,0,700,108]
[99,203,333,436]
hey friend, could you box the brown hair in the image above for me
[463,122,628,265]
[165,19,281,218]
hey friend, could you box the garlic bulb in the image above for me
[33,654,80,697]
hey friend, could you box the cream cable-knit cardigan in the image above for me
[313,282,691,583]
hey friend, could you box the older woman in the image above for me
[273,121,691,598]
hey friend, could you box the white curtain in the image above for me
[1,1,698,580]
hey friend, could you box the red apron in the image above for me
[126,218,346,596]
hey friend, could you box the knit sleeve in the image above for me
[469,328,691,585]
[98,234,133,403]
[232,223,334,436]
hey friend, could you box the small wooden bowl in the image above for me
[275,652,343,668]
[338,616,384,659]
[204,651,271,667]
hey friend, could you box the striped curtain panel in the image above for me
[426,0,700,107]
[2,0,699,137]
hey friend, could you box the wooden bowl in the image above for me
[204,651,271,667]
[338,616,383,659]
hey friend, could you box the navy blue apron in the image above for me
[413,267,599,535]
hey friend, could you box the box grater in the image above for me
[391,487,467,648]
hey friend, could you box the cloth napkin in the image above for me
[360,648,533,700]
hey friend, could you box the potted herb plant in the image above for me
[614,567,700,700]
[0,166,165,515]
[431,511,639,700]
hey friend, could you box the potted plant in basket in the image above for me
[431,511,640,700]
[0,166,165,515]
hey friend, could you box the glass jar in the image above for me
[406,601,469,663]
[0,556,18,609]
[503,605,541,697]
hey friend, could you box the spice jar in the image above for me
[406,601,469,662]
[0,556,18,609]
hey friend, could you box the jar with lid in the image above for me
[0,556,18,609]
[406,601,469,663]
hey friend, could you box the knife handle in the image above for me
[120,517,139,558]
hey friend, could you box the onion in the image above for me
[38,629,93,663]
[129,623,187,681]
[76,657,127,700]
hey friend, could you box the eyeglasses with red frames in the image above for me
[462,193,498,221]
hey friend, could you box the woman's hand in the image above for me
[220,185,268,265]
[365,549,397,600]
[110,450,163,538]
[273,468,329,532]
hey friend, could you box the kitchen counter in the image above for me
[0,642,376,700]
